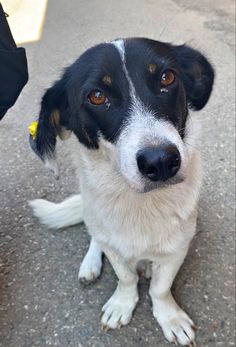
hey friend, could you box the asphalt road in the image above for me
[0,0,235,346]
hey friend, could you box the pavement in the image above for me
[0,0,235,346]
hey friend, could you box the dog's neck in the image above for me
[75,139,202,222]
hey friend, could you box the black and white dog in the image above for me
[30,38,214,346]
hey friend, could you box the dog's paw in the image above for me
[101,288,138,330]
[159,313,196,346]
[153,297,196,346]
[78,252,102,283]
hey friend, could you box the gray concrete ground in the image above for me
[0,0,235,346]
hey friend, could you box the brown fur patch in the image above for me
[102,75,112,86]
[50,110,60,129]
[50,109,71,140]
[148,63,157,74]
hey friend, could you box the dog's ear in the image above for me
[173,44,214,110]
[31,78,71,177]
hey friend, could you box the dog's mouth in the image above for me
[122,173,185,194]
[141,174,185,193]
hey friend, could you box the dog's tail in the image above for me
[29,194,83,229]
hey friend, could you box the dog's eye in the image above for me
[161,70,175,86]
[88,90,107,105]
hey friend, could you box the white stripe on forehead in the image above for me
[112,39,137,101]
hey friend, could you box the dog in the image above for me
[29,38,214,346]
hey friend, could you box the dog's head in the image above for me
[32,38,214,192]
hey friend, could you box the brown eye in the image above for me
[161,70,175,86]
[88,90,107,105]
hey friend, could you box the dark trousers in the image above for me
[0,3,28,119]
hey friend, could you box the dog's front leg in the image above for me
[101,246,139,330]
[149,253,196,346]
[78,238,103,283]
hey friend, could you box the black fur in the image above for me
[35,79,68,159]
[172,44,215,110]
[33,38,214,160]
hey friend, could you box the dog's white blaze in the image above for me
[112,39,137,101]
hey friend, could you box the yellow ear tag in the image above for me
[28,121,38,140]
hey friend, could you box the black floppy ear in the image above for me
[30,78,71,177]
[173,44,214,110]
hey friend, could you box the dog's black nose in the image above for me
[136,145,181,182]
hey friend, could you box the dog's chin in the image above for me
[125,175,185,194]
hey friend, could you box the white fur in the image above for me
[116,101,188,192]
[78,115,201,259]
[31,118,201,345]
[30,41,203,346]
[29,195,83,229]
[44,157,60,179]
[100,245,139,330]
[149,251,196,345]
[78,238,103,282]
[112,39,137,100]
[73,112,201,345]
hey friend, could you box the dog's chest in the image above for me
[76,146,199,260]
[81,182,193,259]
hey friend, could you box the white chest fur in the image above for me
[75,142,202,261]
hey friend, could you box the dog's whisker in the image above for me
[184,142,207,156]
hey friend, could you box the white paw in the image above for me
[101,288,138,330]
[78,253,102,283]
[153,298,196,346]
